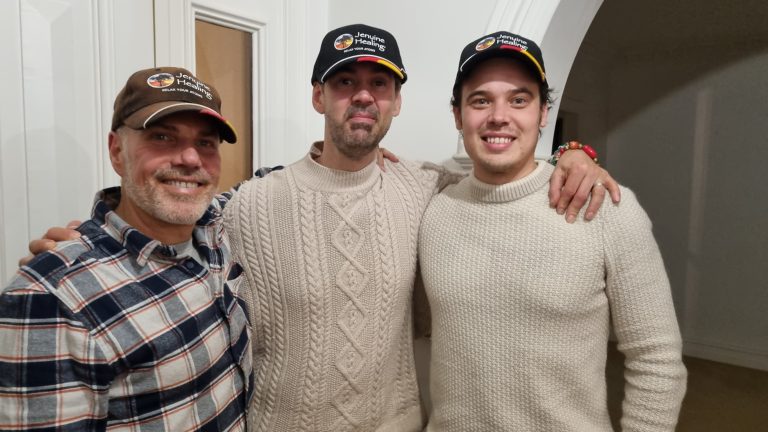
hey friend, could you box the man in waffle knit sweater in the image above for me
[222,24,619,432]
[419,31,687,431]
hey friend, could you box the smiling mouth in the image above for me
[162,180,207,190]
[484,136,513,144]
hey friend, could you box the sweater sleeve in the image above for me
[601,188,687,431]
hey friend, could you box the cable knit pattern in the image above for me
[224,145,454,432]
[419,162,687,432]
[232,178,286,432]
[297,175,325,431]
[369,185,395,424]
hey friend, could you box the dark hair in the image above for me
[450,57,554,109]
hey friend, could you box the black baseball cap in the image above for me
[453,31,547,92]
[112,67,237,143]
[311,24,407,84]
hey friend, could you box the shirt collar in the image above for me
[90,187,224,267]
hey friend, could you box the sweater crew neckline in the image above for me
[467,162,553,203]
[293,144,380,192]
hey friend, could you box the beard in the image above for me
[327,106,391,160]
[122,166,216,226]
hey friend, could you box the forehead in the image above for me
[462,56,541,91]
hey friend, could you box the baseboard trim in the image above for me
[683,340,768,372]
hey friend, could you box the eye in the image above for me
[469,97,490,107]
[151,133,170,141]
[511,95,531,106]
[197,139,219,150]
[372,77,391,88]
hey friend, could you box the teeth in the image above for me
[166,181,199,189]
[486,137,512,144]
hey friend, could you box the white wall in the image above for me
[0,0,155,284]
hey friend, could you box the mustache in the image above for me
[154,167,212,185]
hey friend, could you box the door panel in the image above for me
[195,20,253,191]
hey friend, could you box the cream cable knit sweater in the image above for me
[224,146,457,432]
[419,162,687,432]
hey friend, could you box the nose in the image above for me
[175,144,203,168]
[488,104,510,126]
[351,86,374,105]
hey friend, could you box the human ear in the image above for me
[311,83,325,114]
[539,104,549,128]
[108,131,126,177]
[452,106,463,131]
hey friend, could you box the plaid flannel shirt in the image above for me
[0,187,252,431]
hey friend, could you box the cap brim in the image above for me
[122,102,238,143]
[460,46,547,85]
[320,55,406,83]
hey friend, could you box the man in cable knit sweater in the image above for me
[418,31,687,431]
[221,24,623,431]
[17,26,626,432]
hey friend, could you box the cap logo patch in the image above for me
[146,73,175,88]
[334,33,354,50]
[476,37,496,51]
[496,33,530,52]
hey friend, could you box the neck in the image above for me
[474,159,537,185]
[316,140,377,172]
[115,201,195,245]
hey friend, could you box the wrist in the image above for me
[548,141,599,166]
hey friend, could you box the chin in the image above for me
[155,206,208,225]
[153,196,212,226]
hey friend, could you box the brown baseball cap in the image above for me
[111,67,237,143]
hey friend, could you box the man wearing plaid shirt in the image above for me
[0,67,253,431]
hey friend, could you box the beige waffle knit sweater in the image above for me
[224,145,458,432]
[419,162,687,432]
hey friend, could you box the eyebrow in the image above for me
[465,87,534,100]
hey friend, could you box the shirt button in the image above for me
[185,261,196,270]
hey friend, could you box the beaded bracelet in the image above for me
[548,141,599,166]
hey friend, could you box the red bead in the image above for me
[581,144,598,160]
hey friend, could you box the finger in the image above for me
[548,166,566,208]
[44,226,81,242]
[18,254,35,267]
[564,174,596,223]
[28,239,56,255]
[376,150,387,172]
[381,148,399,163]
[600,171,621,203]
[584,183,607,221]
[65,220,82,229]
[557,162,596,217]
